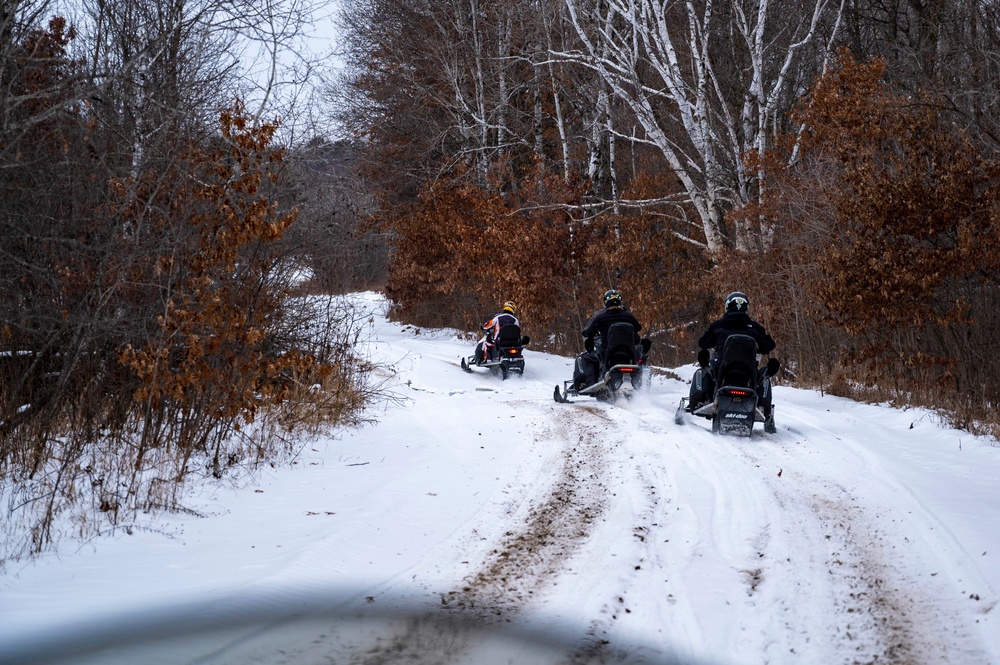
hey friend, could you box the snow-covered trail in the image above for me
[353,302,999,664]
[615,396,992,664]
[2,293,998,665]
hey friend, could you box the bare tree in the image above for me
[337,0,611,195]
[75,0,321,172]
[280,137,386,293]
[0,0,377,563]
[559,0,845,250]
[0,1,96,162]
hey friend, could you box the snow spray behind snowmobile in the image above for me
[554,322,652,403]
[675,334,780,436]
[461,324,530,380]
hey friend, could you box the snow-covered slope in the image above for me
[2,292,998,665]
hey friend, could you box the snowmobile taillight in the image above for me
[724,388,751,396]
[619,367,635,373]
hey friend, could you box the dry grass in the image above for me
[0,296,387,568]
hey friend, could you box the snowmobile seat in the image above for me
[495,324,523,351]
[716,334,758,389]
[602,322,638,369]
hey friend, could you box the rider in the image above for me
[574,289,643,387]
[582,289,642,354]
[476,301,519,364]
[688,291,775,412]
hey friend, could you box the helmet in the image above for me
[602,289,623,309]
[725,291,749,313]
[502,301,517,314]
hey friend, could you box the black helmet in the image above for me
[603,289,623,309]
[725,291,749,313]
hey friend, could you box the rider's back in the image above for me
[698,311,774,355]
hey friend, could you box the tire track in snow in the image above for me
[440,409,610,620]
[352,405,616,663]
[352,374,979,664]
[556,405,685,665]
[736,434,968,665]
[607,401,965,664]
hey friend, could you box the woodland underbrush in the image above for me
[0,296,382,567]
[819,366,1000,442]
[0,94,399,567]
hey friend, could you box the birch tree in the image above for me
[78,0,317,172]
[560,0,845,251]
[339,0,616,194]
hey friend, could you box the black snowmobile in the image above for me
[554,322,652,403]
[461,324,530,380]
[675,334,780,436]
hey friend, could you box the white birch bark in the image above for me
[470,0,490,179]
[496,8,513,155]
[542,4,572,183]
[607,102,619,215]
[533,60,545,161]
[560,0,844,250]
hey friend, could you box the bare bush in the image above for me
[0,4,383,565]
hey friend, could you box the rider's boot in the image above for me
[764,405,776,433]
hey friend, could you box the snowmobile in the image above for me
[675,334,780,436]
[554,322,652,403]
[461,324,530,380]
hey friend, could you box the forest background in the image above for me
[2,0,1000,563]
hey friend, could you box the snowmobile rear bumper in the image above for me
[554,363,646,403]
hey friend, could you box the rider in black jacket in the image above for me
[573,289,643,389]
[698,300,775,356]
[689,291,775,412]
[582,289,642,352]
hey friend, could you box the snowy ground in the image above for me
[2,292,999,665]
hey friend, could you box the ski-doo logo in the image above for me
[724,413,749,419]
